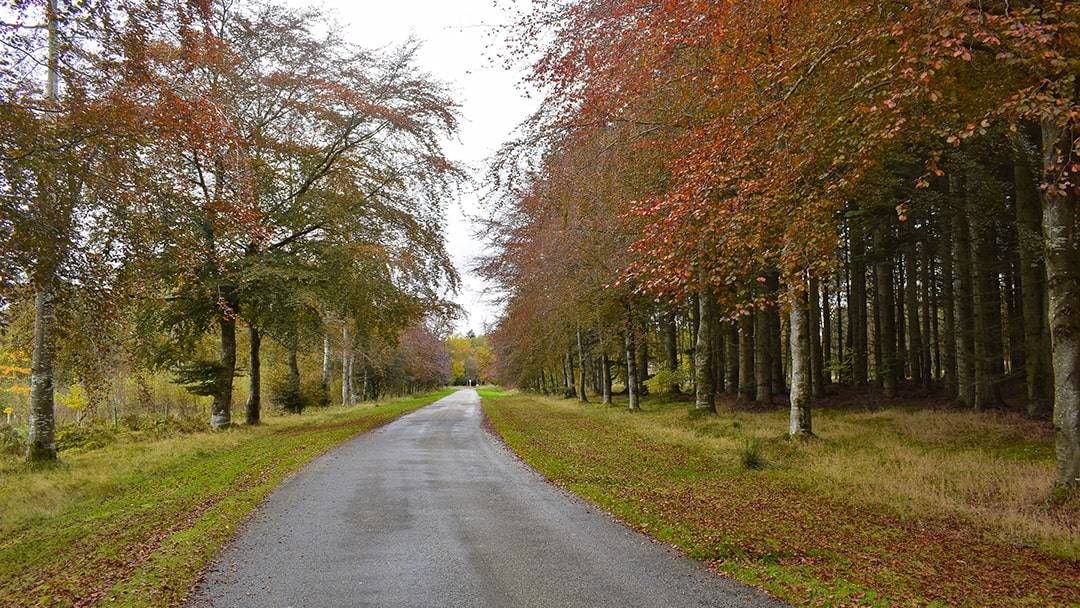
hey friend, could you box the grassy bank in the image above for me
[480,389,1080,607]
[0,390,452,608]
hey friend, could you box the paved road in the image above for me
[185,389,788,608]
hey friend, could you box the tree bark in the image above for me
[809,278,826,399]
[755,300,773,403]
[971,210,1005,410]
[210,287,238,429]
[288,348,301,412]
[940,218,958,398]
[27,276,58,461]
[725,322,740,396]
[1016,140,1054,415]
[952,178,977,408]
[26,0,62,461]
[245,326,261,425]
[576,326,589,402]
[850,221,869,386]
[789,287,812,436]
[739,311,755,401]
[665,308,680,394]
[625,306,640,411]
[906,238,924,388]
[1042,119,1080,487]
[874,224,898,398]
[695,280,715,412]
[342,327,352,405]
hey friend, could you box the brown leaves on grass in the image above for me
[485,395,1080,607]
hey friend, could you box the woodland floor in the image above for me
[480,384,1080,608]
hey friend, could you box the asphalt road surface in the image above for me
[185,388,789,608]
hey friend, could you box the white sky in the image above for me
[295,0,537,336]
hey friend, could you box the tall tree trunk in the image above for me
[971,207,1005,410]
[725,322,740,395]
[821,280,833,388]
[952,178,977,408]
[637,319,649,396]
[210,289,238,429]
[755,297,773,404]
[906,238,924,388]
[602,356,612,404]
[342,327,352,405]
[1016,140,1054,415]
[768,274,785,396]
[27,275,58,460]
[26,0,63,461]
[322,333,331,398]
[625,306,640,412]
[288,348,301,412]
[850,221,869,386]
[665,308,680,394]
[809,277,826,399]
[739,311,756,401]
[874,224,898,398]
[1043,119,1080,487]
[940,220,958,397]
[695,280,715,412]
[576,326,589,402]
[789,287,812,436]
[245,326,261,425]
[920,234,934,393]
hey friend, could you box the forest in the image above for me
[479,0,1080,493]
[0,0,463,461]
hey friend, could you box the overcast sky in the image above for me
[291,0,538,336]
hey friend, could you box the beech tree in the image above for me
[136,1,460,427]
[487,0,1080,490]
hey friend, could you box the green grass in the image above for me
[0,389,452,608]
[480,389,1080,608]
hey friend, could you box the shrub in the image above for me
[644,368,687,395]
[0,424,23,456]
[739,439,766,470]
[270,376,323,414]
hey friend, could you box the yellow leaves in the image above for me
[59,383,89,412]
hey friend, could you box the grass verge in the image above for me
[479,389,1080,607]
[0,389,452,608]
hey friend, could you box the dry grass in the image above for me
[482,389,1080,606]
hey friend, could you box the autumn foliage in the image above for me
[484,0,1080,487]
